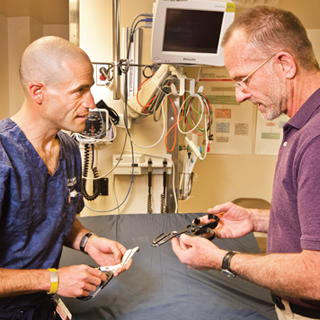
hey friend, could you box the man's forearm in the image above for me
[63,218,90,250]
[0,268,50,297]
[230,249,320,301]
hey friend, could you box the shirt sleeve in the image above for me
[0,142,12,220]
[297,135,320,250]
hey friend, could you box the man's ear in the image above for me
[28,82,44,104]
[275,52,297,79]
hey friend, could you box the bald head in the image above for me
[20,36,92,93]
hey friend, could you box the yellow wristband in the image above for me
[47,268,58,295]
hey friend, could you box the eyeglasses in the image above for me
[233,54,275,91]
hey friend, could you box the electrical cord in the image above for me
[129,74,179,120]
[84,54,135,214]
[80,129,127,182]
[150,76,179,122]
[126,14,153,62]
[177,91,213,160]
[83,130,132,213]
[126,92,166,149]
[186,93,213,133]
[73,122,121,181]
[125,75,180,149]
[84,140,134,213]
[119,14,153,76]
[165,96,183,152]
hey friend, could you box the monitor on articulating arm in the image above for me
[151,0,235,66]
[127,0,235,119]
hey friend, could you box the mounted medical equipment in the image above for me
[151,0,235,66]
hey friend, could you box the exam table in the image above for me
[59,213,277,319]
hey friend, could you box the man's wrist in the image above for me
[249,208,270,233]
[79,232,96,254]
[47,268,59,294]
[220,251,239,278]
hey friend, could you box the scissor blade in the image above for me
[99,246,140,272]
[151,227,191,247]
[122,246,140,265]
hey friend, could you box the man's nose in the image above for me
[235,87,251,103]
[85,91,96,110]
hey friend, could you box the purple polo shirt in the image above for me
[268,88,320,308]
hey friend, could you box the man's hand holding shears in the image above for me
[78,244,140,301]
[58,234,133,300]
[58,218,139,300]
[171,203,257,271]
[84,235,131,277]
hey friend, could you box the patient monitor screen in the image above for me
[163,9,224,54]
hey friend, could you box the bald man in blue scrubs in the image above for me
[0,36,131,319]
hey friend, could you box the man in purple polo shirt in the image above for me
[171,6,320,320]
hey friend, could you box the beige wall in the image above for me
[7,17,33,116]
[0,16,68,118]
[0,13,9,119]
[277,0,320,29]
[44,25,69,39]
[179,154,277,213]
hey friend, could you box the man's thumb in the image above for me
[180,234,194,244]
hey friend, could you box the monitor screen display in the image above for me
[163,9,224,54]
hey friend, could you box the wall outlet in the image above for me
[96,63,111,86]
[98,178,108,196]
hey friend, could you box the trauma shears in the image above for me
[79,246,140,301]
[151,214,219,247]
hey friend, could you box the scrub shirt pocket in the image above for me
[64,189,83,234]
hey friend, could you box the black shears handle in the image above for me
[77,269,113,301]
[192,214,219,240]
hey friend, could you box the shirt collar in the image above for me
[285,87,320,130]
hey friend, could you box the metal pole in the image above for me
[69,0,79,46]
[112,0,121,100]
[167,97,180,213]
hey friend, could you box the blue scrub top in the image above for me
[0,118,84,309]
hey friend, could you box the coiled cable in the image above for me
[82,144,101,201]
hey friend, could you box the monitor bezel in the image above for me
[151,0,235,66]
